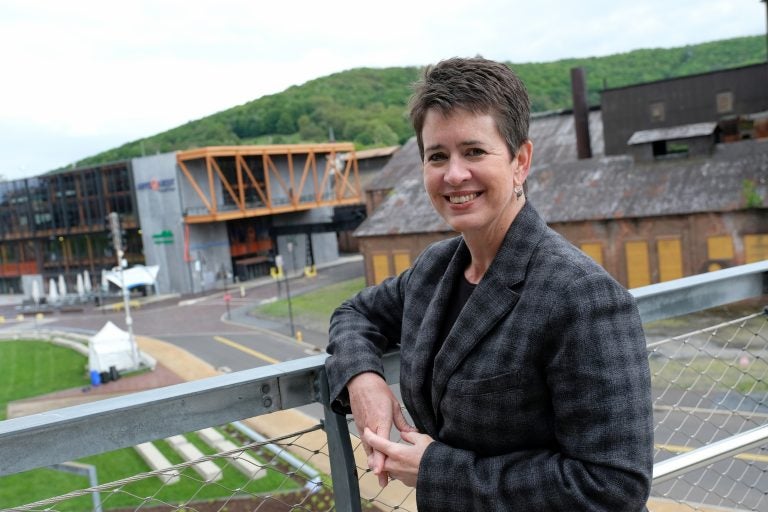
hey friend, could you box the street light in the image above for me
[284,241,296,338]
[108,212,139,370]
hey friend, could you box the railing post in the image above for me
[318,368,362,512]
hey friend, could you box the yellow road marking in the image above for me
[213,336,281,365]
[657,443,768,463]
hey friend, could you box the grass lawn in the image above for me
[253,277,365,331]
[0,340,89,421]
[0,341,307,510]
[0,432,302,510]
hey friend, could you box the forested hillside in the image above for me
[78,35,765,167]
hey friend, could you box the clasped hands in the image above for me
[347,372,434,488]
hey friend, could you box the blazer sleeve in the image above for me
[325,267,410,412]
[417,272,653,512]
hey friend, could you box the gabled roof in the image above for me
[531,138,767,223]
[364,139,421,191]
[355,112,767,237]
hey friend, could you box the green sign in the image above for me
[152,229,174,245]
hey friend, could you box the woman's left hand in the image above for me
[362,428,434,488]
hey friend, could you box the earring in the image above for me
[515,186,524,199]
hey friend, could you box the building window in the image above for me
[706,235,734,271]
[744,234,768,263]
[580,243,604,267]
[657,238,683,282]
[652,140,689,159]
[716,91,734,114]
[393,251,411,275]
[372,253,391,284]
[649,101,665,122]
[625,241,651,289]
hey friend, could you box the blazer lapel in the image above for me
[407,242,469,436]
[430,202,545,423]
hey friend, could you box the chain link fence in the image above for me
[648,308,768,511]
[4,309,767,512]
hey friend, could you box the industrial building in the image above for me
[354,63,768,288]
[0,143,368,296]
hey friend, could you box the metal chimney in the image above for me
[570,67,593,159]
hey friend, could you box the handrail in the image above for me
[631,259,768,323]
[652,424,768,484]
[0,261,766,510]
[0,350,403,478]
[0,355,323,476]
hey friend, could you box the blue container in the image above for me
[90,370,101,386]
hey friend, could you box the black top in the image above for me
[424,273,476,414]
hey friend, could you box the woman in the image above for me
[326,57,653,511]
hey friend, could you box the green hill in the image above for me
[77,35,766,167]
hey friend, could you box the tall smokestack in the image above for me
[570,67,593,160]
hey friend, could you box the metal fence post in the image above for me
[50,462,102,512]
[318,368,362,512]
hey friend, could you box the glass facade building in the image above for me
[0,162,144,293]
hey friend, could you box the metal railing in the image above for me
[0,260,766,511]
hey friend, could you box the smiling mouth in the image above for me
[447,192,480,204]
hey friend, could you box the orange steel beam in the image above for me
[210,157,243,210]
[287,151,296,207]
[177,143,361,224]
[261,153,272,208]
[236,154,245,208]
[237,155,268,205]
[263,154,291,202]
[295,152,315,206]
[182,197,363,224]
[317,156,332,202]
[206,156,217,214]
[178,160,212,212]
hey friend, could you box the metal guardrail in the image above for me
[0,260,766,511]
[632,259,768,324]
[652,423,768,484]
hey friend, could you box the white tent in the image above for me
[105,265,160,290]
[48,278,59,303]
[88,321,136,373]
[31,279,41,305]
[84,270,92,294]
[76,273,85,298]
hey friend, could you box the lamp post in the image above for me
[284,241,296,338]
[109,212,139,370]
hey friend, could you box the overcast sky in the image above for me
[0,0,765,180]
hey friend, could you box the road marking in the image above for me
[213,336,281,364]
[657,443,768,463]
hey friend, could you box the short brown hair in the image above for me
[409,57,530,160]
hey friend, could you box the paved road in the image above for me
[0,257,365,373]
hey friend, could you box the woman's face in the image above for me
[421,108,531,240]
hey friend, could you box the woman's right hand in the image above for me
[347,372,416,487]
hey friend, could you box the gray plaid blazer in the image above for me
[326,202,653,511]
